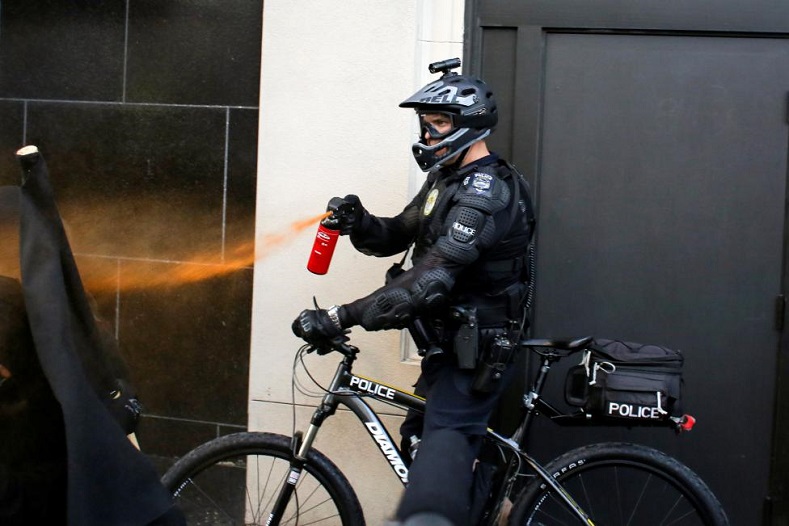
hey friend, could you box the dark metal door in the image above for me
[474,28,789,525]
[533,33,789,526]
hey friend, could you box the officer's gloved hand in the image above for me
[292,308,347,354]
[326,195,366,235]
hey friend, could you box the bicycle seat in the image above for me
[520,336,593,352]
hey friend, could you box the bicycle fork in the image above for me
[266,409,336,525]
[265,426,320,526]
[266,361,349,526]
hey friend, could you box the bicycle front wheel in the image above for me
[509,442,728,526]
[161,431,365,526]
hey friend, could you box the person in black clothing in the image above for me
[0,275,67,524]
[292,59,535,526]
[0,274,149,524]
[0,149,184,524]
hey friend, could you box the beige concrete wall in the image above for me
[252,1,465,523]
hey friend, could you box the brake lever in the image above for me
[304,334,353,357]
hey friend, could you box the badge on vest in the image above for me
[424,188,439,216]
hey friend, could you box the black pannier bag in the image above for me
[565,339,683,423]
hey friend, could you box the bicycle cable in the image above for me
[292,344,410,414]
[294,347,332,398]
[289,344,330,439]
[292,345,376,399]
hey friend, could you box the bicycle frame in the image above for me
[274,348,597,526]
[294,352,423,486]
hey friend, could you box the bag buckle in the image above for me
[580,351,615,386]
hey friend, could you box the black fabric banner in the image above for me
[15,146,181,525]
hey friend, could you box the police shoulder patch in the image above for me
[464,172,495,194]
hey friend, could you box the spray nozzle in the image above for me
[324,197,355,227]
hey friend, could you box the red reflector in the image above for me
[681,414,696,431]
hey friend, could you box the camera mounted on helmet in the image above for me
[428,58,462,76]
[400,58,498,171]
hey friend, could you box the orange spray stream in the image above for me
[80,211,332,294]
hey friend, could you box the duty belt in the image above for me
[481,255,527,274]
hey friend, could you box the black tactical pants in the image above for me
[396,352,518,526]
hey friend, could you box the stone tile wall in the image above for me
[0,0,262,462]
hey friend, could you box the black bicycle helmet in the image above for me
[400,59,498,171]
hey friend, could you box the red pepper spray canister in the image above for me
[307,213,340,275]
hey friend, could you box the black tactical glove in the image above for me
[292,307,347,354]
[105,378,143,435]
[326,195,366,236]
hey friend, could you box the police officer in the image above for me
[292,59,535,526]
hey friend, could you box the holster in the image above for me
[471,331,515,394]
[453,315,479,370]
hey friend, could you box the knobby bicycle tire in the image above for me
[509,442,729,526]
[161,431,365,526]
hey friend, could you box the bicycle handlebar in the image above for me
[304,335,358,358]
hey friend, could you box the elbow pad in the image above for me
[357,268,454,330]
[361,287,414,330]
[410,267,454,313]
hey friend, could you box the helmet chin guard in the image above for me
[411,128,491,171]
[400,58,498,171]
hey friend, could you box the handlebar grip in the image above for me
[305,336,357,357]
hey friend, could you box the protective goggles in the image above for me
[417,112,457,141]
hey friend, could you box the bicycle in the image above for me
[161,331,729,525]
